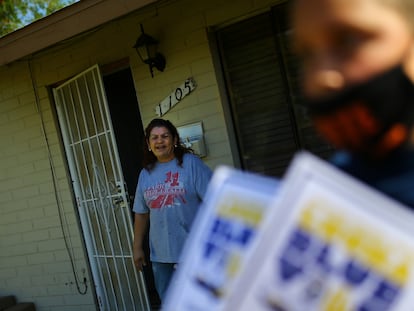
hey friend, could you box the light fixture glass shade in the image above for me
[133,24,166,77]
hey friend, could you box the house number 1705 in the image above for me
[155,77,197,117]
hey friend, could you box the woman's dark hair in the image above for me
[143,118,194,171]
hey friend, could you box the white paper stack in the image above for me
[163,152,414,311]
[223,152,414,311]
[162,166,281,311]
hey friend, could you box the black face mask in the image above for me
[306,65,414,149]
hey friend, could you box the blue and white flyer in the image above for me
[224,152,414,311]
[162,166,280,311]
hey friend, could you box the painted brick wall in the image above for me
[0,0,283,309]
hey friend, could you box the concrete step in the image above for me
[0,296,16,310]
[0,296,36,311]
[5,303,35,311]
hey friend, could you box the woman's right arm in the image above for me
[133,212,149,271]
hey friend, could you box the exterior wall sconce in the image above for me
[133,24,166,78]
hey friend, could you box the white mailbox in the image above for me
[177,122,207,157]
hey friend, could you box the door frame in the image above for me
[53,64,151,311]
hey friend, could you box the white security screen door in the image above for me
[53,65,150,311]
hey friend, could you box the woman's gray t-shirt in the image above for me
[133,153,212,262]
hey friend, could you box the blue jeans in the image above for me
[151,262,176,302]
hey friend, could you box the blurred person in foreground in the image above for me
[292,0,414,208]
[132,118,212,302]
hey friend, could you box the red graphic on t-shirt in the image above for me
[145,171,186,209]
[165,171,179,186]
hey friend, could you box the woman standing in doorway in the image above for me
[132,118,212,302]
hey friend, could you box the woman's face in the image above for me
[148,126,177,163]
[293,0,414,99]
